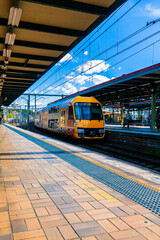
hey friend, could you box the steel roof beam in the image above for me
[5,69,43,75]
[5,80,34,84]
[0,18,84,37]
[21,0,111,16]
[6,73,38,79]
[0,51,57,62]
[147,73,160,78]
[0,61,48,69]
[0,38,68,51]
[4,85,30,88]
[3,87,28,90]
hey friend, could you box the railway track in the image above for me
[20,124,160,173]
[78,141,160,172]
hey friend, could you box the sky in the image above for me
[14,0,160,108]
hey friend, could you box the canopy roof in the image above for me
[0,0,125,106]
[67,63,160,105]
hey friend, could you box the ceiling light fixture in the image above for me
[1,65,8,70]
[8,7,22,27]
[5,32,16,45]
[4,59,9,65]
[3,49,12,58]
[1,74,7,79]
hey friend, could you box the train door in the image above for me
[67,105,74,127]
[60,107,66,128]
[39,112,42,127]
[44,111,48,128]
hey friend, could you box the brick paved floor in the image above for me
[0,125,160,240]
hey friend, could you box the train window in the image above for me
[82,106,90,119]
[68,106,74,120]
[74,103,103,120]
[74,106,83,120]
[48,107,59,114]
[61,109,66,127]
[91,105,103,120]
[48,119,58,128]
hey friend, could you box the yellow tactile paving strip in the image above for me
[6,124,160,192]
[1,124,160,240]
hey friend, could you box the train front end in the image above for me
[72,96,105,139]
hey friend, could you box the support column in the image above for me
[113,108,115,123]
[138,109,140,120]
[27,95,30,128]
[19,106,21,126]
[151,91,156,131]
[35,95,36,116]
[25,105,27,125]
[120,102,123,126]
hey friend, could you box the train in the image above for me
[34,96,105,139]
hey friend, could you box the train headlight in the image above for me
[74,120,78,127]
[99,129,104,134]
[78,128,85,133]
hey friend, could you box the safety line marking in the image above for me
[4,124,160,193]
[75,178,117,202]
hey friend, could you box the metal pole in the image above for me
[151,91,156,131]
[138,109,140,120]
[35,95,36,115]
[19,106,21,126]
[25,105,27,125]
[113,108,115,123]
[27,94,30,128]
[120,102,123,126]
[7,108,8,123]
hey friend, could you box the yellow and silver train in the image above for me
[35,96,105,139]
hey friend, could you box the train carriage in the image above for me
[35,96,105,139]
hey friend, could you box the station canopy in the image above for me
[0,0,126,106]
[73,63,160,106]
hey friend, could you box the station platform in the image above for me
[105,125,160,159]
[1,124,160,240]
[105,125,160,135]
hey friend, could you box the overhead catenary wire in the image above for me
[36,26,160,98]
[35,12,160,104]
[42,35,160,96]
[17,0,160,107]
[58,39,160,95]
[27,0,141,97]
[19,0,142,106]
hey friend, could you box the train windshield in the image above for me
[74,102,103,120]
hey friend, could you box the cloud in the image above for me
[92,74,110,85]
[118,67,122,70]
[65,71,111,89]
[62,82,77,95]
[47,86,54,90]
[34,90,38,93]
[55,86,60,91]
[47,86,61,91]
[145,4,160,17]
[84,51,88,55]
[73,75,89,85]
[60,53,72,63]
[77,60,110,74]
[79,86,88,91]
[65,72,75,80]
